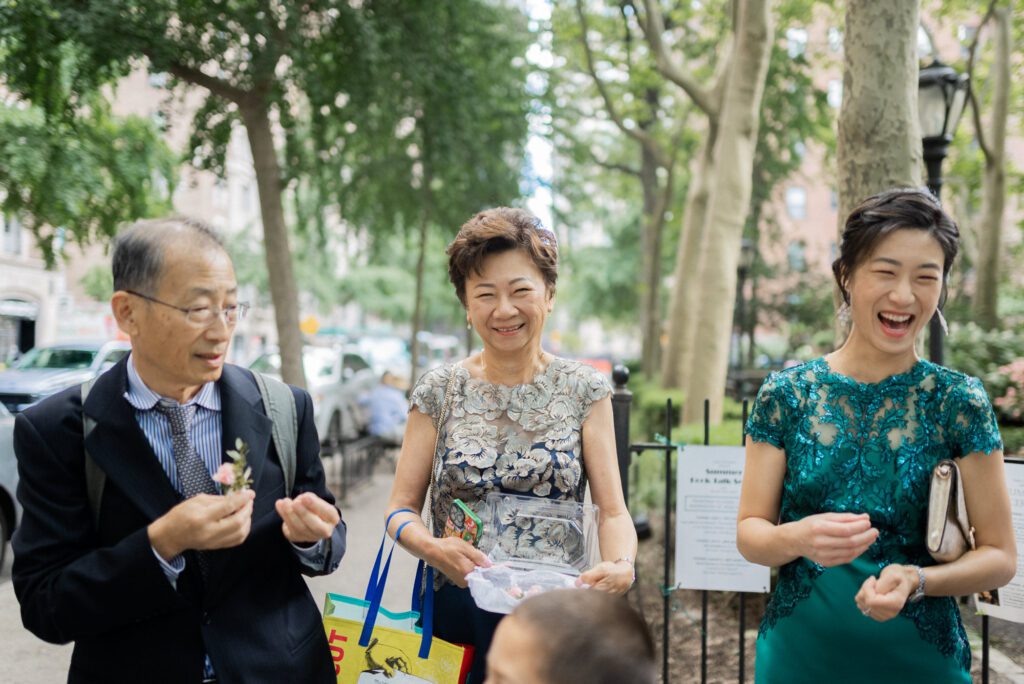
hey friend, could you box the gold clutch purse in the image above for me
[926,459,976,563]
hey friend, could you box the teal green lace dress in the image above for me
[745,357,1002,684]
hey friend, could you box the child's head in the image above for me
[485,589,656,684]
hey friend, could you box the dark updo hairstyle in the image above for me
[446,207,558,307]
[832,188,960,308]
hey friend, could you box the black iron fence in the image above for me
[609,365,999,684]
[321,434,385,501]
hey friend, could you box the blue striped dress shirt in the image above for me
[124,355,327,578]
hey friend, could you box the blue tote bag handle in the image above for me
[411,560,436,658]
[365,508,414,601]
[360,509,435,659]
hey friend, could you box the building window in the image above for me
[827,79,843,109]
[957,24,976,60]
[788,241,807,272]
[213,179,228,209]
[785,186,807,220]
[2,213,21,255]
[828,27,843,52]
[786,27,808,59]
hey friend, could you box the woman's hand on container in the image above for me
[430,537,491,588]
[854,564,916,622]
[578,559,634,595]
[788,512,878,567]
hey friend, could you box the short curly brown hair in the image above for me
[447,207,558,307]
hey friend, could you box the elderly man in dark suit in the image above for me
[12,217,346,683]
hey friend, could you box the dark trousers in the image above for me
[432,583,504,684]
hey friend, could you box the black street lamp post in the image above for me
[733,238,755,372]
[918,59,969,365]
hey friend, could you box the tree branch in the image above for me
[595,159,643,177]
[555,123,642,178]
[166,61,252,105]
[653,160,675,233]
[966,0,999,161]
[574,0,669,167]
[635,0,717,117]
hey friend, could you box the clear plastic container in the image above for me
[466,492,600,613]
[478,491,600,574]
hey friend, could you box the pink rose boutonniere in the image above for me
[214,438,253,493]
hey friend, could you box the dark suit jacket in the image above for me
[11,359,346,683]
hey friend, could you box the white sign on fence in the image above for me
[674,445,770,593]
[975,458,1024,623]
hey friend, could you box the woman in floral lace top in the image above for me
[737,189,1016,683]
[386,207,637,682]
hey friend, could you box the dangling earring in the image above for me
[936,308,949,336]
[467,320,472,331]
[837,302,851,326]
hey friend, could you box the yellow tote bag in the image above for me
[324,512,473,683]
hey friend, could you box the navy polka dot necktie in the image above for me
[155,399,218,578]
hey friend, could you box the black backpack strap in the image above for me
[81,378,104,529]
[252,371,298,495]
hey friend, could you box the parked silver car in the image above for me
[0,402,20,571]
[250,346,377,448]
[0,341,131,414]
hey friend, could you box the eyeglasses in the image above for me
[126,290,249,327]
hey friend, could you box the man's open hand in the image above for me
[275,492,341,544]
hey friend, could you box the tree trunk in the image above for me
[409,204,430,387]
[835,0,922,340]
[745,202,761,370]
[660,125,716,387]
[681,0,772,425]
[973,5,1010,330]
[639,143,661,377]
[241,103,307,389]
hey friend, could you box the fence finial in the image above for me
[612,364,630,389]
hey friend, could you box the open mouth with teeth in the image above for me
[877,312,914,336]
[493,323,525,335]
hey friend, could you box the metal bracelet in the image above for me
[613,556,636,584]
[908,565,926,603]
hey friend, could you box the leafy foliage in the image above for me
[0,88,174,263]
[545,0,696,331]
[79,265,113,303]
[947,321,1024,425]
[0,0,532,343]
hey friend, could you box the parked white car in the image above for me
[0,340,131,414]
[249,346,377,448]
[0,402,20,571]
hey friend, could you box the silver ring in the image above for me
[861,607,872,616]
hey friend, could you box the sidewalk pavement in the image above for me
[0,467,416,683]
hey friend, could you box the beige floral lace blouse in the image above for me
[410,357,612,588]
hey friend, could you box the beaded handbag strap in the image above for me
[424,365,456,533]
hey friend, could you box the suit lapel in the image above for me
[205,366,273,597]
[83,359,182,523]
[218,365,272,491]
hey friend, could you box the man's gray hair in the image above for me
[112,216,225,294]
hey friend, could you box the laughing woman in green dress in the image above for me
[737,188,1017,684]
